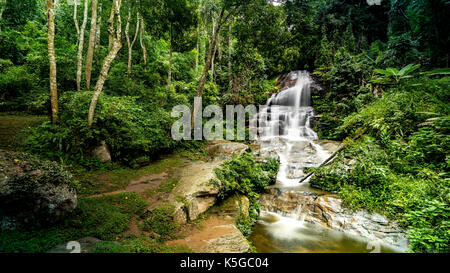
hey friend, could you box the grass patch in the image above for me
[0,115,46,151]
[91,235,193,253]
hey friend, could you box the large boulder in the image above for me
[0,150,77,230]
[171,142,249,224]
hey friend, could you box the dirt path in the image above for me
[88,172,168,198]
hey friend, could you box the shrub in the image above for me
[142,203,179,240]
[25,92,176,165]
[212,153,279,236]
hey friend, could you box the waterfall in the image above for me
[255,71,329,188]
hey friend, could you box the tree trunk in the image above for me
[192,8,225,127]
[139,14,147,64]
[0,0,6,32]
[210,17,216,82]
[85,0,98,90]
[76,0,89,91]
[88,0,122,127]
[298,129,367,184]
[47,0,58,124]
[126,6,140,78]
[94,2,102,50]
[228,17,233,86]
[73,2,80,38]
[195,23,200,73]
[168,23,172,91]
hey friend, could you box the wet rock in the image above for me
[0,150,77,230]
[209,194,250,220]
[260,189,409,250]
[92,141,111,163]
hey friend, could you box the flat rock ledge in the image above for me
[167,141,251,253]
[171,141,249,225]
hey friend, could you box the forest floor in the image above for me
[0,114,250,253]
[0,114,46,151]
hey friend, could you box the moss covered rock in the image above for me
[0,150,77,230]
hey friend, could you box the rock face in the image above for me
[260,189,409,250]
[0,150,77,230]
[168,194,252,253]
[92,141,111,163]
[171,141,249,224]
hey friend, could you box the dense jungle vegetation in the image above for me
[0,0,449,253]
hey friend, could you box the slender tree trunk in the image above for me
[76,0,89,91]
[210,17,216,82]
[88,0,122,127]
[195,23,200,73]
[168,23,173,91]
[73,2,80,38]
[0,0,6,32]
[94,2,102,50]
[85,0,98,90]
[192,8,225,127]
[125,5,131,75]
[126,6,140,78]
[47,0,58,124]
[139,14,147,64]
[228,17,233,86]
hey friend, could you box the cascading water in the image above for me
[254,71,329,189]
[250,71,403,253]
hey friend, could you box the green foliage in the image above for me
[405,200,450,253]
[212,153,279,236]
[373,63,421,84]
[92,236,193,253]
[214,153,277,201]
[25,92,177,165]
[142,203,179,240]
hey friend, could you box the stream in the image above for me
[250,71,406,253]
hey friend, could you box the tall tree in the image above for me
[85,0,98,90]
[125,1,140,77]
[139,14,147,64]
[47,0,58,124]
[88,0,123,127]
[76,0,89,91]
[94,2,102,50]
[193,0,242,126]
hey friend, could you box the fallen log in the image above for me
[299,129,367,184]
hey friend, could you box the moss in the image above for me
[142,203,180,240]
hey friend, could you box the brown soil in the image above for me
[166,216,237,252]
[89,172,168,198]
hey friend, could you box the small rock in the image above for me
[92,141,111,163]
